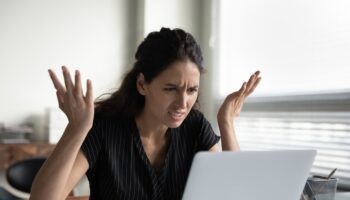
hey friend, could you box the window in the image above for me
[217,0,350,96]
[217,0,350,189]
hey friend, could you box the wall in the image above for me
[0,0,216,141]
[143,0,201,38]
[0,0,135,141]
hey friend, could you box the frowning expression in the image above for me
[137,60,200,128]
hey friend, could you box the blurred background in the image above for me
[0,0,349,198]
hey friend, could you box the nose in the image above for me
[175,91,187,109]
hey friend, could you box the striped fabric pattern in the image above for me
[81,109,220,200]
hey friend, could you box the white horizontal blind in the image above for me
[231,93,350,190]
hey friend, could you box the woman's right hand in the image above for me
[48,66,94,134]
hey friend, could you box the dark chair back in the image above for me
[6,157,46,193]
[0,186,22,200]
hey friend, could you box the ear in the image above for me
[136,73,147,96]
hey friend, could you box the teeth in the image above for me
[170,111,183,117]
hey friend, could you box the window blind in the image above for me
[216,92,350,190]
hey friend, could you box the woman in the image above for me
[30,27,261,200]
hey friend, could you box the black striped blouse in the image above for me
[81,109,220,200]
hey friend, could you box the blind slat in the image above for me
[235,112,350,189]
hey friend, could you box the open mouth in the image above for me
[168,111,186,120]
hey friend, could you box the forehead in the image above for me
[153,60,200,85]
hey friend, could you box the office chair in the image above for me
[6,157,46,193]
[2,157,81,199]
[0,186,22,200]
[0,157,45,200]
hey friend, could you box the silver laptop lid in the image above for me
[182,150,316,200]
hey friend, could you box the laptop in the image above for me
[182,150,316,200]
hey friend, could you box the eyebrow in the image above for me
[164,83,199,88]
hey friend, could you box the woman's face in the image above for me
[137,60,200,128]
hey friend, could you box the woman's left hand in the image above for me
[217,71,261,124]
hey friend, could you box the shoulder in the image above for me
[93,114,131,125]
[184,109,206,123]
[180,109,209,131]
[90,115,133,135]
[178,109,219,150]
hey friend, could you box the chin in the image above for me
[166,120,184,128]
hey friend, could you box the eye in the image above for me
[188,87,198,94]
[164,87,176,91]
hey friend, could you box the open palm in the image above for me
[217,71,261,123]
[48,66,94,133]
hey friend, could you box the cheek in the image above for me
[150,93,172,107]
[188,95,198,107]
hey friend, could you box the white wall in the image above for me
[144,0,201,39]
[0,0,132,140]
[0,0,214,141]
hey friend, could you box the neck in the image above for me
[135,110,168,140]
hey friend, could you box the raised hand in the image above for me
[217,71,261,124]
[48,66,94,134]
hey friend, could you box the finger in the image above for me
[254,70,261,77]
[56,92,64,110]
[245,73,258,93]
[74,70,83,99]
[62,66,74,96]
[245,71,261,96]
[48,69,66,93]
[238,82,247,95]
[246,77,262,96]
[229,82,247,101]
[85,79,94,105]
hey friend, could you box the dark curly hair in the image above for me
[95,27,204,118]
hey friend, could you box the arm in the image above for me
[209,144,221,152]
[217,71,261,151]
[30,66,94,200]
